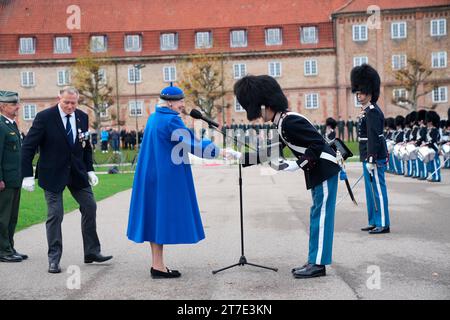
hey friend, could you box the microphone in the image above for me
[189,109,219,128]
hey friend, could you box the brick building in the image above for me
[0,0,449,133]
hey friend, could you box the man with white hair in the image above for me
[21,87,112,273]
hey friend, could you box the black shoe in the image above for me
[0,254,23,263]
[48,263,61,273]
[369,226,390,234]
[84,253,113,264]
[291,263,309,274]
[13,250,28,260]
[361,225,376,231]
[150,267,181,279]
[293,264,326,279]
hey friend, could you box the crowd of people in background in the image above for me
[90,127,144,153]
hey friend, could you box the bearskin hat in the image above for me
[325,117,337,129]
[386,117,396,130]
[395,115,405,128]
[233,75,288,121]
[350,64,381,104]
[439,119,447,129]
[410,111,418,125]
[425,111,440,127]
[417,109,427,123]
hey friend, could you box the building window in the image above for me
[268,61,281,78]
[128,66,142,83]
[393,88,408,101]
[57,69,71,86]
[304,59,318,76]
[354,95,362,107]
[100,103,109,118]
[391,22,407,39]
[129,100,144,116]
[265,28,282,45]
[432,51,447,68]
[195,31,212,48]
[160,33,178,50]
[21,71,35,87]
[432,87,448,103]
[234,98,244,112]
[353,56,368,67]
[352,24,368,41]
[230,30,247,48]
[23,104,37,120]
[392,54,407,70]
[301,26,318,44]
[431,19,446,37]
[90,35,107,52]
[54,36,71,54]
[233,63,247,79]
[305,93,319,109]
[125,35,142,52]
[98,69,107,85]
[19,37,35,54]
[163,66,176,82]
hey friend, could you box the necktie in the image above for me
[66,114,74,147]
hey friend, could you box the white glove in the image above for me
[22,177,35,192]
[223,148,242,160]
[282,160,300,172]
[366,162,376,172]
[88,171,99,187]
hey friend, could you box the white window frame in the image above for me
[265,28,282,46]
[129,100,144,117]
[98,69,107,85]
[391,21,407,39]
[393,88,408,101]
[20,71,35,87]
[100,103,109,118]
[432,51,447,68]
[234,98,244,112]
[90,35,107,52]
[353,56,368,67]
[57,69,71,86]
[233,63,247,79]
[128,66,142,84]
[304,59,318,76]
[268,61,282,78]
[305,93,319,109]
[431,19,447,37]
[160,33,178,50]
[23,104,37,121]
[163,66,177,82]
[230,30,247,48]
[392,54,407,70]
[195,31,212,49]
[432,87,448,103]
[19,37,35,54]
[352,24,368,42]
[124,35,142,52]
[301,26,318,44]
[54,36,71,54]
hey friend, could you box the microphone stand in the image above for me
[205,124,278,274]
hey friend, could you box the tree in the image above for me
[391,56,438,111]
[71,55,115,135]
[178,54,228,120]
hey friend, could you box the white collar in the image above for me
[58,104,75,118]
[2,115,15,124]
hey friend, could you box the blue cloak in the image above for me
[127,106,219,244]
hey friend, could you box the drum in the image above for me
[386,140,395,153]
[417,146,436,163]
[406,143,418,160]
[399,144,409,161]
[393,143,402,158]
[442,143,450,159]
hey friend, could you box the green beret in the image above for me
[0,91,19,104]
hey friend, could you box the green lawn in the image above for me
[17,173,134,232]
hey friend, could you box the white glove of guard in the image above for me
[88,171,99,187]
[223,148,242,160]
[22,177,35,192]
[282,160,300,172]
[365,162,376,172]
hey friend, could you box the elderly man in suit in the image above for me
[21,86,112,273]
[0,91,28,263]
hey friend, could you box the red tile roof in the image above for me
[333,0,450,15]
[0,0,348,34]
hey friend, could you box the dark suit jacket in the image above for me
[21,105,94,193]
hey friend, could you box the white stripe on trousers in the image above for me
[316,180,329,265]
[373,166,387,227]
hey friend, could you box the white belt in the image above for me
[359,137,368,141]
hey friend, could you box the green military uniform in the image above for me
[0,92,22,258]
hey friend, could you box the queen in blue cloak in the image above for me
[127,85,221,278]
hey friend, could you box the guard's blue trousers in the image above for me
[363,160,390,228]
[393,154,404,175]
[418,158,428,179]
[427,155,441,182]
[308,174,338,266]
